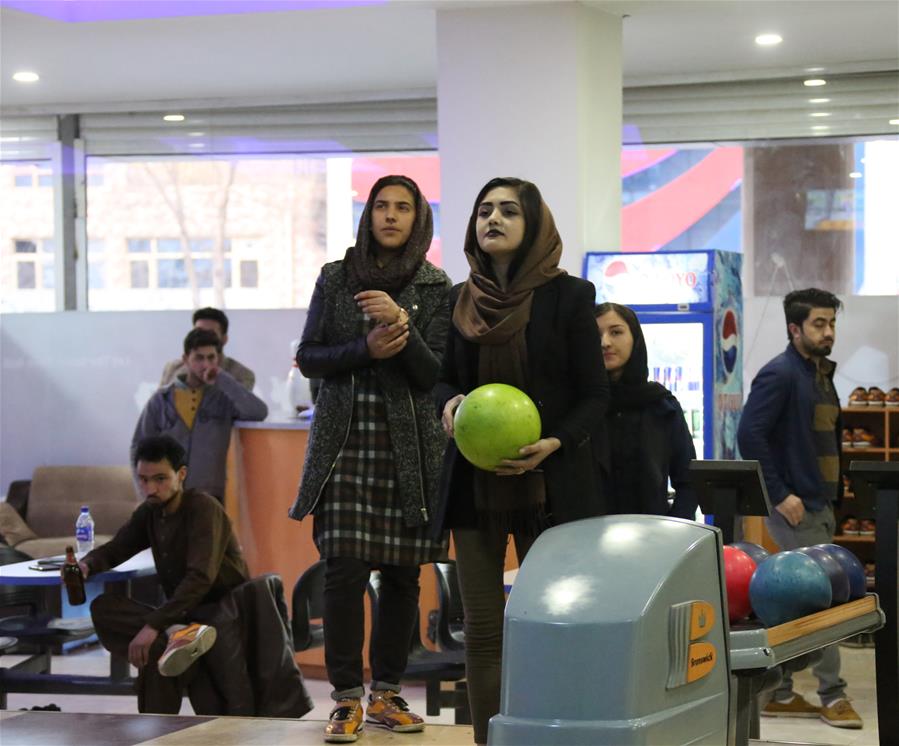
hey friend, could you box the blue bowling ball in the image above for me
[749,550,832,626]
[796,545,850,604]
[730,541,771,567]
[813,543,867,600]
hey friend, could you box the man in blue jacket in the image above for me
[738,288,861,730]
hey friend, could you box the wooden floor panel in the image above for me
[0,711,215,746]
[0,711,474,746]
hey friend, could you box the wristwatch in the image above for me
[396,306,409,325]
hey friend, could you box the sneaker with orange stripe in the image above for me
[157,623,217,677]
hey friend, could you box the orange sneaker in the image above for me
[365,690,424,733]
[157,623,216,677]
[324,699,363,743]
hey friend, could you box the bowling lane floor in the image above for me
[1,642,878,745]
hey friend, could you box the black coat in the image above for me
[602,395,698,519]
[290,260,451,526]
[190,574,314,718]
[433,275,609,533]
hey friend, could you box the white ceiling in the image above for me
[1,0,897,114]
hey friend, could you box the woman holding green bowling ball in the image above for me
[434,177,609,745]
[594,303,698,519]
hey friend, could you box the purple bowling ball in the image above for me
[797,545,850,604]
[749,550,832,626]
[730,541,771,567]
[813,543,867,599]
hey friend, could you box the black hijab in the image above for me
[343,174,433,295]
[596,302,671,411]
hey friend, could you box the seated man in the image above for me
[160,307,255,391]
[134,328,267,502]
[78,435,250,713]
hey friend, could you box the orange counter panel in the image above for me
[226,423,440,677]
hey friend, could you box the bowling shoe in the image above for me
[819,698,862,729]
[866,386,885,406]
[365,690,425,733]
[324,698,364,743]
[859,519,875,536]
[157,623,217,677]
[886,387,899,407]
[841,429,853,448]
[762,693,820,718]
[838,516,860,535]
[851,427,879,448]
[848,386,868,406]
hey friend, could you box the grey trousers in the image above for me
[764,503,847,704]
[453,528,535,745]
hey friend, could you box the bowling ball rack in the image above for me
[728,595,884,745]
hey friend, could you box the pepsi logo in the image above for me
[721,308,738,376]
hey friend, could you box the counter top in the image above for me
[235,416,312,430]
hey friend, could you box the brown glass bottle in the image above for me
[63,545,86,606]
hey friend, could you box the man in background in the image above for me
[160,307,255,391]
[136,328,267,502]
[738,288,861,730]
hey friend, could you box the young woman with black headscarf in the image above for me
[595,302,698,519]
[289,175,451,743]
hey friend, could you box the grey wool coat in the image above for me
[288,259,452,528]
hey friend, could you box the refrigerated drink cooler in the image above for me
[584,249,743,459]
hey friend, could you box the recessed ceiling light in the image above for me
[808,98,831,104]
[188,143,205,148]
[805,66,826,73]
[755,33,782,46]
[849,172,862,179]
[890,118,899,126]
[810,112,831,118]
[188,131,205,137]
[804,79,827,87]
[811,125,830,131]
[13,71,40,83]
[163,114,185,122]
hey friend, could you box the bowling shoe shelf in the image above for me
[836,406,898,588]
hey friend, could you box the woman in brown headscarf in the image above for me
[289,175,451,743]
[433,177,609,744]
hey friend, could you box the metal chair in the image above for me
[291,560,326,652]
[433,561,465,652]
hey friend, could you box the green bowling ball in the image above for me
[453,384,541,471]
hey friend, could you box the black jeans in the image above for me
[453,528,535,745]
[322,556,420,700]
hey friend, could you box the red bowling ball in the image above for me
[723,545,757,623]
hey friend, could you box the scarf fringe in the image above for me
[476,504,549,539]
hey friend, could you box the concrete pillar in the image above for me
[436,2,622,282]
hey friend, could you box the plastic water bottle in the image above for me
[75,506,95,554]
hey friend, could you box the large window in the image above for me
[82,154,441,311]
[2,131,896,312]
[0,163,55,312]
[620,139,898,296]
